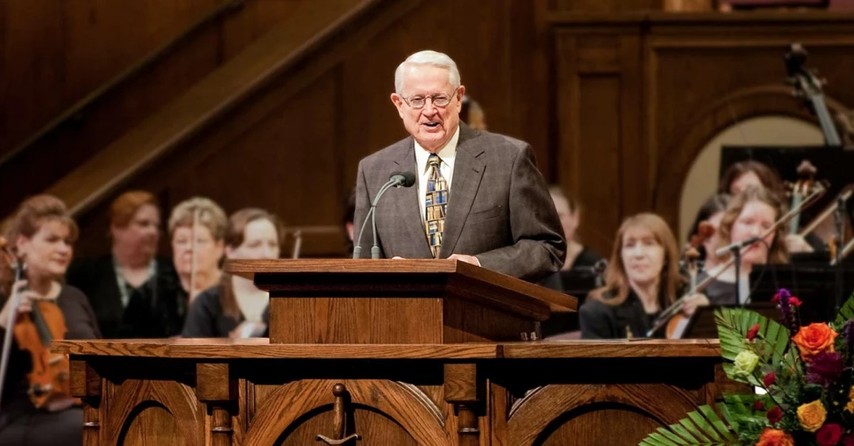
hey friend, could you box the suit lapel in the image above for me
[441,126,485,257]
[388,140,433,258]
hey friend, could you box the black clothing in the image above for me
[0,285,100,446]
[181,284,269,338]
[538,246,603,294]
[579,290,661,339]
[696,271,738,306]
[66,256,185,338]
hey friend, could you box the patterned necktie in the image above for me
[425,154,448,258]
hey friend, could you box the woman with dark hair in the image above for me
[718,160,785,198]
[66,190,182,338]
[0,195,99,446]
[693,187,790,307]
[687,193,731,273]
[579,213,682,339]
[181,208,284,338]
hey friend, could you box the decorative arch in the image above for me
[104,379,203,446]
[505,383,701,446]
[243,379,448,445]
[654,84,849,226]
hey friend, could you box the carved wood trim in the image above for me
[503,383,702,446]
[244,379,448,445]
[103,379,203,446]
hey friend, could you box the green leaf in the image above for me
[833,292,854,327]
[639,405,739,446]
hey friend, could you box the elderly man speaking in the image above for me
[353,50,564,282]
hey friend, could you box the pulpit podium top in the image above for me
[225,259,577,344]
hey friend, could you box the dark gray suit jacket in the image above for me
[353,124,565,281]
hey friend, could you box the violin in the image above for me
[649,181,827,338]
[0,238,76,410]
[664,221,715,339]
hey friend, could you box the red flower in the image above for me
[747,323,761,341]
[817,423,844,446]
[763,371,777,387]
[767,406,783,424]
[842,433,854,446]
[754,400,765,410]
[789,297,803,307]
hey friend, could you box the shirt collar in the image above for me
[414,126,460,173]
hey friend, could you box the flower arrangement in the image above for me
[641,289,854,446]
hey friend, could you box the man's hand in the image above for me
[448,254,481,267]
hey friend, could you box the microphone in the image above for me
[353,171,416,259]
[714,236,762,258]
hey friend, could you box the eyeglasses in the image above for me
[401,88,458,110]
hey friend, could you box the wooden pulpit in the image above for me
[55,259,725,445]
[227,259,578,344]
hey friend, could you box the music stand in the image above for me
[681,302,781,339]
[749,263,854,322]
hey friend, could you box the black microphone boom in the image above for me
[714,236,762,258]
[352,171,416,259]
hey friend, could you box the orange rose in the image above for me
[797,400,827,432]
[792,323,837,361]
[756,428,794,446]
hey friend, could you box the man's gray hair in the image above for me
[394,50,461,94]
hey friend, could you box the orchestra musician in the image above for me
[687,186,790,308]
[66,191,183,338]
[718,160,816,254]
[579,213,684,339]
[686,193,731,273]
[0,195,100,446]
[181,208,284,338]
[168,197,227,303]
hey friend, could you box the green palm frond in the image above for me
[715,307,794,382]
[833,293,854,328]
[639,404,738,446]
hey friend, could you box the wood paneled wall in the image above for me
[0,0,305,216]
[68,0,560,259]
[4,0,854,263]
[552,12,854,256]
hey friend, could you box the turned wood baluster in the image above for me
[445,363,481,446]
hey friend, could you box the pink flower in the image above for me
[817,423,843,446]
[747,323,761,341]
[789,297,803,307]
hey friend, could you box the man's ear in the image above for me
[390,93,405,117]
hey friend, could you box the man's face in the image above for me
[391,65,465,153]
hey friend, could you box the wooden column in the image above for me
[196,363,236,446]
[445,363,481,446]
[70,359,101,446]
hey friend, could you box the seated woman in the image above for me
[691,186,789,307]
[0,195,100,446]
[719,160,817,254]
[182,208,283,338]
[111,197,226,338]
[686,193,731,274]
[539,187,604,294]
[579,213,681,339]
[67,190,182,338]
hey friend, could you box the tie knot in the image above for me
[427,154,441,168]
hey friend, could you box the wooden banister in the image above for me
[46,0,410,217]
[0,0,245,171]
